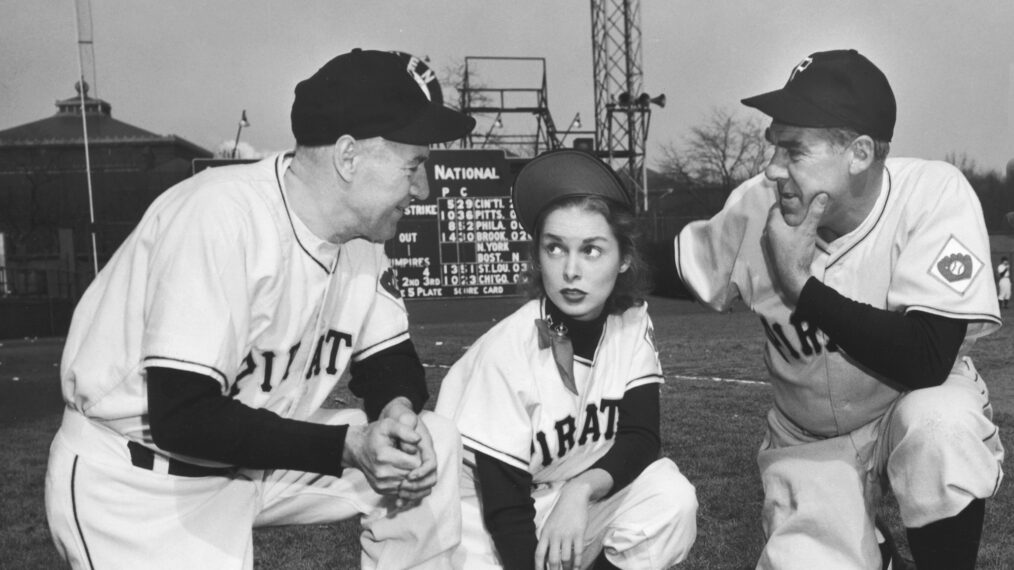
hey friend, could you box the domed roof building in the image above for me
[0,83,211,336]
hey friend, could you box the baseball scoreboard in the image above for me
[385,149,531,299]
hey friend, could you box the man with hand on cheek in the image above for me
[672,49,1003,570]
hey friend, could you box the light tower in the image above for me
[589,0,663,214]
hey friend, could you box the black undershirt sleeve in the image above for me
[590,382,661,497]
[474,451,537,570]
[648,236,694,299]
[147,367,347,475]
[348,339,429,421]
[793,277,967,390]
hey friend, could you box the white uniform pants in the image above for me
[45,407,462,570]
[452,458,698,569]
[756,357,1004,570]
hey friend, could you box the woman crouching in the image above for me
[436,149,698,569]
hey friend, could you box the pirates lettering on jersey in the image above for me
[305,330,353,379]
[760,315,838,364]
[531,398,621,467]
[229,329,353,395]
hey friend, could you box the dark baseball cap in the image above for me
[291,49,476,146]
[512,149,633,234]
[741,49,896,141]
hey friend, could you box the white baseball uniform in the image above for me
[676,158,1004,569]
[997,259,1011,303]
[45,153,461,570]
[435,298,698,569]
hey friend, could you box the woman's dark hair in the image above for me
[521,195,652,315]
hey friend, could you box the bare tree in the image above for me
[439,61,509,150]
[438,61,493,112]
[945,152,1014,233]
[214,141,261,160]
[658,108,770,194]
[944,151,978,178]
[438,61,466,111]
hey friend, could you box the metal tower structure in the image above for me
[458,56,562,158]
[590,0,662,213]
[456,3,662,212]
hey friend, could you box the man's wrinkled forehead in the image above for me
[375,137,431,166]
[765,122,808,149]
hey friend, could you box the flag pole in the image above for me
[74,0,100,277]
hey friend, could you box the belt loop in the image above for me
[127,440,154,469]
[126,440,172,474]
[152,453,171,475]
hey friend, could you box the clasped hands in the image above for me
[342,396,437,508]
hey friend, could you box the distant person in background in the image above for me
[436,149,698,570]
[670,49,1003,569]
[44,48,474,569]
[997,256,1011,309]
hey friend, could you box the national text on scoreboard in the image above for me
[385,150,530,299]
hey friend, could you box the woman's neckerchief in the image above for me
[535,298,608,395]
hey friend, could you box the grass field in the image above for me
[2,296,1011,569]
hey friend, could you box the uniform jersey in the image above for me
[435,298,662,484]
[998,260,1012,303]
[676,157,1001,436]
[60,153,411,463]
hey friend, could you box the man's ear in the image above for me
[848,135,876,175]
[332,135,358,182]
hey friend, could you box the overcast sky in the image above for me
[3,0,1012,174]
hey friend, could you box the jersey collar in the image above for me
[275,153,340,273]
[539,297,608,362]
[821,166,892,266]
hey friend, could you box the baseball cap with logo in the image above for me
[741,49,896,141]
[291,48,476,146]
[511,149,633,234]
